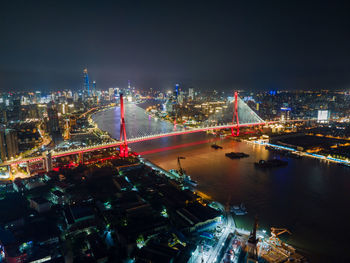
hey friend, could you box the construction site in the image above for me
[223,219,307,263]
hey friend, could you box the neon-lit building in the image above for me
[83,68,90,96]
[174,84,179,99]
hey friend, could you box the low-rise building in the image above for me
[29,197,51,213]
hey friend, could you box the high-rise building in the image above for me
[73,92,79,102]
[5,129,19,159]
[165,99,174,113]
[174,84,179,99]
[2,111,8,124]
[280,107,291,122]
[178,91,185,105]
[0,127,19,161]
[47,102,60,134]
[58,103,68,115]
[92,81,96,96]
[44,152,52,172]
[158,93,164,100]
[109,88,115,100]
[35,91,41,103]
[83,68,90,96]
[0,129,6,161]
[188,88,194,100]
[12,99,21,120]
[47,102,62,144]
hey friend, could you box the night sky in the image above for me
[1,0,350,92]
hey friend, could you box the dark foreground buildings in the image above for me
[0,156,221,262]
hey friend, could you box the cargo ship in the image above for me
[230,203,248,215]
[211,143,223,149]
[225,152,249,159]
[255,159,288,168]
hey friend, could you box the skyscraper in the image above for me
[73,92,79,102]
[47,102,61,143]
[5,129,19,159]
[174,84,179,99]
[280,107,291,122]
[109,88,115,100]
[188,88,194,100]
[92,81,96,96]
[0,128,6,161]
[0,127,19,161]
[83,68,90,96]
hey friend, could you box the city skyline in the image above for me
[1,1,350,262]
[1,1,350,92]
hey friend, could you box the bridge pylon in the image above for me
[119,94,128,158]
[231,91,240,136]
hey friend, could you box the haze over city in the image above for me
[1,0,350,92]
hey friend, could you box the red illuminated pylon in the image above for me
[119,94,128,157]
[231,91,240,136]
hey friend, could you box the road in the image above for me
[207,212,235,263]
[189,204,235,263]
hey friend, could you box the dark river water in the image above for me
[93,104,350,262]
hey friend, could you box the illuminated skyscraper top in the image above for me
[174,83,179,99]
[92,80,96,96]
[83,68,90,96]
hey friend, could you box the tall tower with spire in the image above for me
[92,80,96,95]
[83,68,90,96]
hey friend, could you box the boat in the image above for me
[225,152,249,159]
[211,143,223,149]
[230,203,248,215]
[255,159,288,168]
[169,157,197,188]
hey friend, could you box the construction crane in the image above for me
[269,228,292,247]
[177,156,186,176]
[260,228,305,262]
[270,228,292,238]
[269,228,295,256]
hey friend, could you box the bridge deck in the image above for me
[3,122,266,165]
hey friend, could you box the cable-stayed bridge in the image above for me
[98,92,264,140]
[3,92,265,169]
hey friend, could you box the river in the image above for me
[92,103,350,262]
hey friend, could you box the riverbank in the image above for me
[92,103,350,262]
[248,139,350,167]
[89,104,119,141]
[136,136,350,262]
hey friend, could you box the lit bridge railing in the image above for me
[4,121,266,165]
